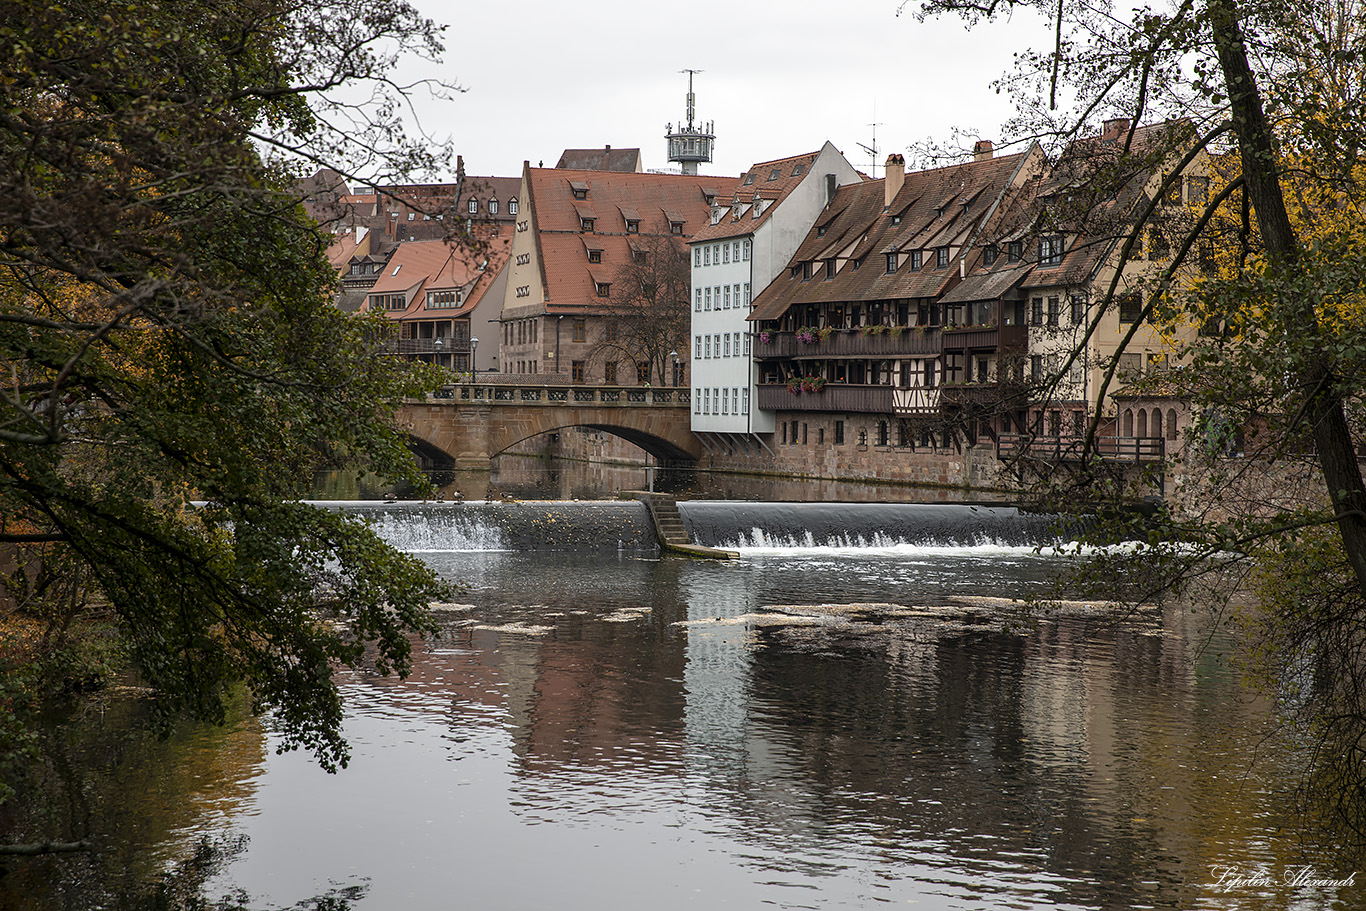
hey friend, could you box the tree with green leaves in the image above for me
[0,0,460,804]
[909,0,1366,845]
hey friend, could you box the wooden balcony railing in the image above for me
[755,383,894,414]
[997,433,1165,462]
[754,328,941,359]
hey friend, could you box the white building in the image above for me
[689,142,862,445]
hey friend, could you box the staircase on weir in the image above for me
[628,492,737,559]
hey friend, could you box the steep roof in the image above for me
[555,147,644,172]
[691,150,824,242]
[748,148,1038,321]
[363,235,512,320]
[524,166,740,314]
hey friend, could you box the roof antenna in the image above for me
[857,108,884,179]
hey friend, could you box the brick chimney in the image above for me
[973,140,994,161]
[884,153,905,210]
[1101,118,1132,141]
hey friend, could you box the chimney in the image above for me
[884,154,905,210]
[973,140,994,161]
[1102,118,1132,141]
[825,173,837,206]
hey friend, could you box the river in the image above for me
[1,487,1360,910]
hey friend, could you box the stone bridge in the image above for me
[397,382,700,469]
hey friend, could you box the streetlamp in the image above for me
[669,350,679,387]
[470,336,479,383]
[432,335,443,368]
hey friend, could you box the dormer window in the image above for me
[983,244,998,267]
[467,198,478,214]
[802,262,813,281]
[596,281,611,297]
[580,217,595,232]
[743,172,756,185]
[817,225,827,236]
[769,168,782,180]
[588,249,602,264]
[1039,235,1064,266]
[625,218,639,234]
[885,253,898,274]
[508,198,518,214]
[570,180,589,200]
[489,199,499,215]
[824,258,836,279]
[792,163,805,176]
[1007,241,1022,263]
[909,250,923,271]
[670,221,683,235]
[936,247,950,268]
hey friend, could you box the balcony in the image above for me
[754,328,940,360]
[756,382,894,414]
[938,379,1028,408]
[997,433,1165,462]
[940,322,1026,352]
[391,337,470,356]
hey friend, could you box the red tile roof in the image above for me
[362,235,512,320]
[524,166,740,314]
[692,150,824,243]
[749,148,1040,321]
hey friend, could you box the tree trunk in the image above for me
[1209,0,1366,594]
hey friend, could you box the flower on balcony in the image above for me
[800,375,827,393]
[758,331,773,344]
[817,326,836,341]
[786,378,803,394]
[795,326,819,344]
[889,325,905,337]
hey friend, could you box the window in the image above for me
[1030,354,1044,381]
[722,388,729,414]
[694,248,702,267]
[626,219,639,234]
[792,163,805,176]
[877,421,889,446]
[509,198,518,215]
[886,253,898,274]
[744,172,756,185]
[695,336,702,358]
[723,335,731,357]
[1040,234,1064,266]
[705,336,711,358]
[1047,296,1060,327]
[724,285,731,309]
[704,246,711,266]
[910,250,922,271]
[595,281,610,297]
[723,244,730,264]
[1031,297,1044,325]
[1186,176,1209,204]
[824,258,836,279]
[803,262,813,281]
[743,240,751,261]
[571,360,585,383]
[744,283,751,305]
[983,244,998,266]
[572,318,586,342]
[572,185,588,200]
[468,198,478,214]
[769,168,782,180]
[604,361,617,385]
[695,288,702,311]
[705,287,712,310]
[588,249,602,263]
[742,332,750,356]
[936,247,950,268]
[742,388,749,415]
[407,212,415,221]
[1070,295,1086,325]
[1007,241,1022,263]
[670,221,683,235]
[1118,293,1142,323]
[694,389,701,414]
[580,217,595,232]
[637,363,650,384]
[489,199,499,215]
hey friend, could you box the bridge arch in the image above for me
[397,383,701,469]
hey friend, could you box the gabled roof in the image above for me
[523,166,740,313]
[749,148,1038,321]
[691,150,825,243]
[555,147,644,172]
[363,235,512,320]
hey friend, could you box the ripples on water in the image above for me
[7,503,1357,911]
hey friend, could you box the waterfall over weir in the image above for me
[679,502,1064,551]
[321,500,1064,554]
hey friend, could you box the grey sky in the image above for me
[401,1,1054,180]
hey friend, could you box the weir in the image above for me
[327,500,1064,553]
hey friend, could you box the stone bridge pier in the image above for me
[397,382,701,469]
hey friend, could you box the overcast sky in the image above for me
[397,1,1055,181]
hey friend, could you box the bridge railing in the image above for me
[427,383,691,407]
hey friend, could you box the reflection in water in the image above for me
[5,518,1361,910]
